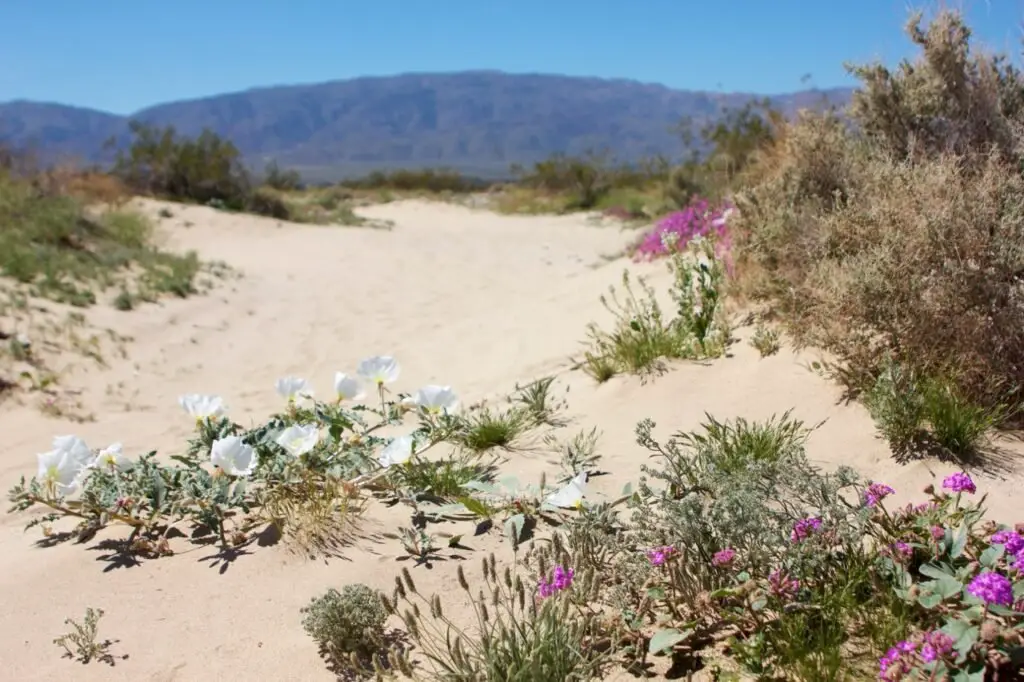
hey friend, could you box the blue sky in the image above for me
[2,0,1022,114]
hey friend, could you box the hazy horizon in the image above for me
[2,0,1021,114]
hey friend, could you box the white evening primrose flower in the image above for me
[276,376,313,403]
[413,385,460,415]
[333,372,366,402]
[276,424,319,457]
[357,356,400,387]
[92,443,134,473]
[378,434,415,468]
[545,471,588,509]
[37,435,92,496]
[179,394,225,422]
[210,436,257,477]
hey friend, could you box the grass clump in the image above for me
[582,234,730,381]
[301,584,389,677]
[749,321,781,357]
[734,8,1024,419]
[386,560,615,681]
[864,358,1008,460]
[0,172,200,307]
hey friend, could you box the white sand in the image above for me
[0,199,1019,680]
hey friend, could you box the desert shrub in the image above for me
[262,160,303,191]
[301,584,388,674]
[749,322,781,357]
[865,358,1007,460]
[111,122,289,220]
[583,234,730,381]
[0,172,200,307]
[243,187,291,220]
[735,9,1024,414]
[387,560,616,681]
[340,168,493,194]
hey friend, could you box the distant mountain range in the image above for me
[0,71,853,180]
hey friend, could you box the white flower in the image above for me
[333,372,366,402]
[210,436,257,477]
[357,356,400,386]
[179,393,225,422]
[276,424,319,457]
[92,442,134,472]
[276,376,313,403]
[378,434,415,468]
[36,435,92,496]
[545,471,588,509]
[413,385,460,415]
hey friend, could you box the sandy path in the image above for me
[0,200,1019,681]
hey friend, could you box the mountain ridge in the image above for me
[0,71,853,178]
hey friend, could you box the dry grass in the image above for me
[733,9,1024,413]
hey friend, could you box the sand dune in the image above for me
[1,200,1019,681]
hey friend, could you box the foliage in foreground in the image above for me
[53,607,117,665]
[582,232,731,381]
[388,411,1024,681]
[302,583,389,675]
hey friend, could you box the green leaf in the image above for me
[621,482,633,496]
[504,513,526,546]
[458,496,493,518]
[951,662,985,682]
[648,628,691,654]
[750,596,767,612]
[917,590,944,609]
[919,563,954,580]
[935,576,964,599]
[646,587,666,600]
[149,471,166,509]
[949,523,969,560]
[979,544,1005,568]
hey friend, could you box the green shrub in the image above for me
[301,584,388,674]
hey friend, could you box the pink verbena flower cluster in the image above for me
[633,198,734,263]
[646,545,676,566]
[790,517,823,543]
[711,548,736,567]
[879,630,955,680]
[537,565,574,598]
[864,482,896,507]
[942,471,976,494]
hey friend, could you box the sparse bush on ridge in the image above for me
[735,9,1024,427]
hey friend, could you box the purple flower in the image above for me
[646,545,676,566]
[992,530,1024,555]
[890,542,914,563]
[790,517,823,543]
[768,569,800,600]
[864,482,896,507]
[942,472,976,494]
[1013,550,1024,571]
[930,526,945,541]
[537,564,574,598]
[966,571,1014,606]
[633,199,734,265]
[878,641,914,679]
[920,630,954,663]
[711,548,736,567]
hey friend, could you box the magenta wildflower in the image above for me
[768,569,800,600]
[919,630,954,663]
[992,530,1024,555]
[890,542,913,563]
[646,545,676,566]
[966,571,1014,606]
[864,482,896,507]
[942,472,976,494]
[929,526,945,541]
[711,548,736,567]
[633,198,734,265]
[790,517,823,543]
[878,641,914,680]
[537,564,574,598]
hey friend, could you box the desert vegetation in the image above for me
[4,7,1024,682]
